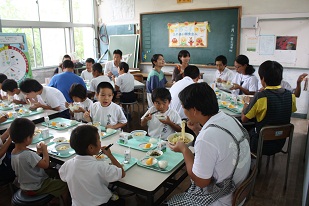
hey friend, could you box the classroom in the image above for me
[0,0,309,205]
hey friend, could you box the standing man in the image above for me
[49,60,86,103]
[214,55,234,83]
[81,58,95,81]
[104,49,122,78]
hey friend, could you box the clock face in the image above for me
[0,46,29,82]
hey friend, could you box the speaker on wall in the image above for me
[241,17,258,29]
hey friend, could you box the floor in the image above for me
[1,102,307,206]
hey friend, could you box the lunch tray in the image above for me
[225,106,242,114]
[31,133,54,144]
[101,130,118,139]
[0,117,14,125]
[47,142,76,158]
[137,148,184,173]
[42,117,79,130]
[0,106,12,111]
[117,136,157,152]
[19,110,44,117]
[95,153,137,171]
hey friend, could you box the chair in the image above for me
[133,74,144,83]
[232,157,257,206]
[11,189,54,206]
[121,101,140,120]
[255,123,294,190]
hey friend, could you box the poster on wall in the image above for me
[168,21,208,47]
[276,36,297,50]
[0,33,31,83]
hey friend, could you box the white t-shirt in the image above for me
[193,112,250,206]
[115,73,135,93]
[14,91,27,103]
[89,75,113,93]
[215,67,235,83]
[0,138,5,165]
[104,60,120,77]
[38,86,67,111]
[80,70,93,81]
[232,73,258,95]
[0,90,7,99]
[141,106,182,140]
[73,98,93,121]
[59,155,122,206]
[89,102,127,127]
[169,76,195,119]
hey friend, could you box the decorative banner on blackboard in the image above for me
[168,21,208,48]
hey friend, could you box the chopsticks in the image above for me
[96,143,113,158]
[149,110,159,116]
[181,120,186,141]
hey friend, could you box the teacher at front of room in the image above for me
[231,55,258,95]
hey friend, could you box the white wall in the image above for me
[98,0,309,116]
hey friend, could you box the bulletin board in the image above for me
[140,7,241,65]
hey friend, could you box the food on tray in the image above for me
[146,157,153,165]
[134,132,145,136]
[169,133,192,144]
[100,132,106,136]
[149,151,161,156]
[221,101,228,105]
[51,122,57,126]
[7,112,12,118]
[144,143,151,148]
[18,109,24,114]
[95,154,104,160]
[57,146,69,150]
[228,104,236,109]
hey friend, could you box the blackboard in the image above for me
[140,7,241,66]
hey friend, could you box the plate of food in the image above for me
[146,150,163,158]
[94,153,105,160]
[140,157,158,166]
[167,132,194,145]
[139,143,153,150]
[51,137,69,144]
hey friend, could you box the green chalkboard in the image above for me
[140,7,241,66]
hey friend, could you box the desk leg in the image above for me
[146,193,155,206]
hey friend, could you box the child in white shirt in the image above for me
[2,79,27,104]
[66,83,93,122]
[114,62,136,103]
[141,88,182,140]
[59,125,125,206]
[84,82,127,129]
[80,58,94,81]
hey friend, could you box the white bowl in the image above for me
[155,113,167,120]
[52,137,68,144]
[33,129,42,141]
[106,128,116,134]
[141,157,158,166]
[158,160,168,169]
[167,132,194,145]
[131,130,147,141]
[146,150,163,158]
[37,107,43,112]
[55,143,71,155]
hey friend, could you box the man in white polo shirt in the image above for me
[214,55,234,84]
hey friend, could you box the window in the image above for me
[0,0,96,69]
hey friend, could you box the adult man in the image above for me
[104,49,122,78]
[81,58,95,81]
[214,55,234,83]
[49,60,86,103]
[242,60,297,155]
[168,82,250,205]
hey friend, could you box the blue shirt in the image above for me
[49,71,86,102]
[146,69,167,93]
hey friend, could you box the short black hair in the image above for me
[97,81,114,94]
[62,60,74,69]
[2,79,18,92]
[179,82,218,116]
[70,125,99,155]
[235,55,255,75]
[178,50,190,64]
[0,73,8,84]
[151,54,164,68]
[19,78,43,93]
[258,60,283,86]
[152,88,171,103]
[92,63,103,73]
[69,83,87,100]
[184,65,200,79]
[119,62,129,73]
[10,118,35,143]
[62,54,71,61]
[215,55,227,65]
[113,49,122,57]
[85,58,95,64]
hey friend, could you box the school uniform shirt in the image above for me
[169,76,195,119]
[48,71,86,102]
[59,155,122,206]
[14,91,27,103]
[115,73,135,93]
[0,90,7,99]
[73,98,93,121]
[215,67,235,83]
[232,73,258,95]
[104,60,120,77]
[11,150,48,190]
[89,75,113,93]
[80,70,93,81]
[194,112,250,206]
[89,102,127,126]
[141,106,182,140]
[37,86,67,111]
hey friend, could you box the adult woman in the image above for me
[167,82,250,206]
[231,55,258,95]
[172,50,190,82]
